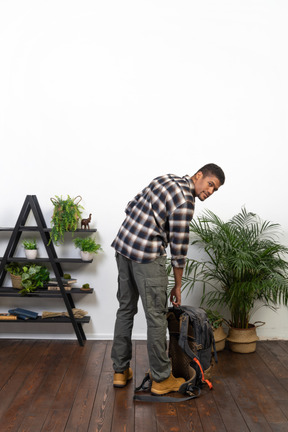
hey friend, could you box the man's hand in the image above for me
[170,285,181,307]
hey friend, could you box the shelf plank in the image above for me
[0,287,94,297]
[3,257,93,263]
[0,316,91,323]
[0,227,97,232]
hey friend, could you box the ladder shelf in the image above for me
[0,195,96,346]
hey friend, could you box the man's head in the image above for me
[191,163,225,202]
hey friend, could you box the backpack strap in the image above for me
[192,357,213,390]
[135,372,151,392]
[133,391,200,403]
[178,313,213,389]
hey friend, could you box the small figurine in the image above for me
[81,214,92,229]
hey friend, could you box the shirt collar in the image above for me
[184,175,195,197]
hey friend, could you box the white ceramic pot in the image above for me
[80,251,93,261]
[25,249,37,259]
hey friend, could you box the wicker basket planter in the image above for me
[226,324,260,353]
[10,273,22,289]
[213,325,227,352]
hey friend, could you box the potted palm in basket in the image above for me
[179,207,288,353]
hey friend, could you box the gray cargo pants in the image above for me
[111,253,171,382]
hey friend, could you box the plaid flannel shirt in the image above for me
[111,174,195,268]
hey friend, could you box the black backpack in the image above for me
[134,305,217,402]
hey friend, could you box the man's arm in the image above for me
[169,266,183,307]
[168,202,193,306]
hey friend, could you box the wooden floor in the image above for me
[0,339,288,432]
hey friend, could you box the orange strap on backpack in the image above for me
[193,357,213,389]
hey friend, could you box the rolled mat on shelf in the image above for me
[42,308,88,319]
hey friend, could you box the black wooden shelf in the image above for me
[0,227,97,232]
[1,316,91,324]
[2,257,93,264]
[0,287,94,298]
[0,195,96,346]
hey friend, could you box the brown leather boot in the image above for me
[151,373,185,395]
[113,367,133,388]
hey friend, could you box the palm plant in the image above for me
[180,207,288,329]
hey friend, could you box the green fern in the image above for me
[49,195,83,245]
[73,236,102,253]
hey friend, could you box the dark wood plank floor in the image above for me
[0,339,288,432]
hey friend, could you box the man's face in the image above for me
[193,172,221,201]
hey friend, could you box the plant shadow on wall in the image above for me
[168,207,288,353]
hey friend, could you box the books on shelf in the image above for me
[46,277,76,291]
[48,277,77,285]
[0,313,17,320]
[47,286,72,291]
[8,308,38,320]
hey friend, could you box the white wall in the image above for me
[0,1,287,340]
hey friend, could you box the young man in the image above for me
[111,163,225,395]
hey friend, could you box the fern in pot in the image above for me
[49,195,83,245]
[73,236,102,261]
[179,207,288,352]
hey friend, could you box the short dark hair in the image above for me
[196,163,225,185]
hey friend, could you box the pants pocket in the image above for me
[145,276,168,312]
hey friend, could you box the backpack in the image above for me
[134,305,217,402]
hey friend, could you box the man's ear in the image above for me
[194,171,203,181]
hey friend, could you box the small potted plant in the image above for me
[22,239,38,259]
[73,236,102,261]
[5,262,24,289]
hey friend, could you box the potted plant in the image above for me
[20,264,50,295]
[4,262,50,294]
[22,239,38,259]
[5,262,24,289]
[204,309,227,352]
[73,236,102,261]
[179,207,288,353]
[49,195,83,245]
